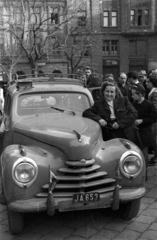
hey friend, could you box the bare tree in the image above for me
[63,27,92,74]
[1,0,83,76]
[59,0,93,74]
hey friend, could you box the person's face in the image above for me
[151,94,157,109]
[131,89,141,102]
[138,75,145,84]
[127,78,139,88]
[145,79,153,90]
[85,69,91,78]
[119,73,127,85]
[103,86,116,101]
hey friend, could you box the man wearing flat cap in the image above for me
[132,84,157,167]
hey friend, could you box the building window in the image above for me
[103,10,117,27]
[49,7,60,25]
[103,40,118,56]
[130,10,135,25]
[111,40,118,55]
[51,13,59,24]
[137,10,142,26]
[77,11,86,27]
[129,40,146,56]
[144,10,149,26]
[84,45,91,57]
[31,7,41,25]
[14,8,21,25]
[111,11,117,27]
[78,16,86,26]
[130,9,150,27]
[103,11,109,27]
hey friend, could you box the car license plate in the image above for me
[73,193,99,203]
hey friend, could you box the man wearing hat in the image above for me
[132,84,157,166]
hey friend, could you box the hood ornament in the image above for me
[80,159,86,163]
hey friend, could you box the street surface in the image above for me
[0,165,157,240]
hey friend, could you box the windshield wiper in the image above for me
[51,106,75,115]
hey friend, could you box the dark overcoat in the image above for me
[117,83,129,97]
[132,99,157,147]
[83,96,143,148]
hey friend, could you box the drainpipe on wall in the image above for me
[151,0,155,32]
[89,0,93,30]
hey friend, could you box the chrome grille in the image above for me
[36,159,116,198]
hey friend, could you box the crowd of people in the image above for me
[81,66,157,172]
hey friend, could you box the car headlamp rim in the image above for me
[14,162,36,183]
[12,157,38,188]
[119,150,143,179]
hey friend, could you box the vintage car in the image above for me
[0,75,146,234]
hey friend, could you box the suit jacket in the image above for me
[83,96,137,129]
[132,99,156,147]
[132,99,156,129]
[118,83,129,97]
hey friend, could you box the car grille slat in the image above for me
[65,159,95,167]
[42,178,116,190]
[36,186,118,198]
[58,165,101,174]
[56,171,107,181]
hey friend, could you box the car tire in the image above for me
[7,207,24,234]
[119,199,140,220]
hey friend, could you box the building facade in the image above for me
[0,0,157,79]
[89,0,157,79]
[0,0,69,76]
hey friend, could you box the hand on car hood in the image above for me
[13,114,102,160]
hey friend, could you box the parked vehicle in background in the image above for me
[0,75,146,234]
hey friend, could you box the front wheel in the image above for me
[119,199,141,220]
[7,207,24,234]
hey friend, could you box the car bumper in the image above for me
[8,187,146,213]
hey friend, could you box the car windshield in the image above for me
[17,92,90,116]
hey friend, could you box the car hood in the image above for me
[13,114,102,160]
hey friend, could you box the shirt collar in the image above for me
[149,88,156,96]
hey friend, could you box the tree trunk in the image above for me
[29,56,37,77]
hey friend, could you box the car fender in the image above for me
[1,144,68,203]
[92,138,146,187]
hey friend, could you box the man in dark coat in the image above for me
[132,84,157,166]
[83,82,142,149]
[118,72,129,97]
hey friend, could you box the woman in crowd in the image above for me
[83,81,142,148]
[102,73,123,98]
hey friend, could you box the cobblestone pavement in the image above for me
[0,166,157,240]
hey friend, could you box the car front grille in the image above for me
[36,159,116,199]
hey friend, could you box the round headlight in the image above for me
[15,163,36,183]
[123,156,141,175]
[119,151,143,179]
[12,157,38,188]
